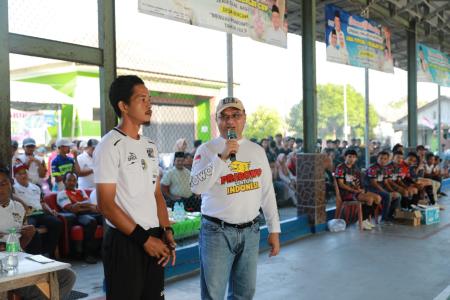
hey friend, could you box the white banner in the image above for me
[139,0,287,48]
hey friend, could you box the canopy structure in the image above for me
[288,0,450,68]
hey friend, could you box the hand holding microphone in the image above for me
[221,129,239,161]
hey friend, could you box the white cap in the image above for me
[55,138,73,148]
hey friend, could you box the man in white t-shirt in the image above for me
[13,163,62,257]
[94,75,175,299]
[0,165,76,299]
[16,137,47,186]
[191,97,281,299]
[76,139,98,189]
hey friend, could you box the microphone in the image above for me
[227,129,237,162]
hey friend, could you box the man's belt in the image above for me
[202,215,259,229]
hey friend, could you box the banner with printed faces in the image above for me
[139,0,287,48]
[325,4,394,73]
[417,43,450,87]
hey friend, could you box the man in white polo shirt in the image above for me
[191,97,281,300]
[76,139,98,189]
[94,75,175,300]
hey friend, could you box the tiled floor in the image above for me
[72,196,450,300]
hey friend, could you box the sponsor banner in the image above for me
[139,0,287,48]
[417,43,450,87]
[11,109,56,145]
[325,4,394,73]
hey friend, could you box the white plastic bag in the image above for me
[327,219,346,232]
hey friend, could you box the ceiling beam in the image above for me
[396,0,423,15]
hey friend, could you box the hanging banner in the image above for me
[417,43,450,87]
[11,109,56,146]
[138,0,287,48]
[325,4,393,73]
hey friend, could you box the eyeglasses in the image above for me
[218,112,243,121]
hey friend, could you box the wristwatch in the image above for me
[163,226,174,235]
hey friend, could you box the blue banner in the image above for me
[417,43,450,87]
[325,4,393,73]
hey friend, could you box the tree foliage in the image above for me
[286,84,379,139]
[244,106,284,140]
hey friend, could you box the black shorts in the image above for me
[102,224,165,300]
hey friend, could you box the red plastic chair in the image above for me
[43,189,102,257]
[333,177,363,230]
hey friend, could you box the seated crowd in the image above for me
[4,134,449,270]
[334,144,447,230]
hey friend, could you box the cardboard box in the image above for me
[394,209,422,226]
[419,206,440,225]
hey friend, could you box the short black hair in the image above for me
[392,143,403,152]
[272,4,280,14]
[392,151,404,157]
[344,149,357,157]
[269,141,277,148]
[406,152,419,160]
[331,29,337,35]
[174,152,185,159]
[295,138,303,144]
[426,152,435,160]
[416,145,426,151]
[109,75,145,117]
[184,152,193,159]
[63,171,78,182]
[0,164,11,179]
[334,10,340,19]
[377,150,390,158]
[193,140,202,148]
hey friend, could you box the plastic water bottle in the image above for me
[179,202,186,221]
[173,202,180,221]
[6,227,19,271]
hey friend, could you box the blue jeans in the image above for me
[199,218,260,300]
[366,186,400,221]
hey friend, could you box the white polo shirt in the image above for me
[94,128,160,230]
[13,181,42,211]
[191,137,281,233]
[77,151,95,189]
[0,200,25,235]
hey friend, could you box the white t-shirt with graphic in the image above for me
[191,137,280,233]
[93,128,160,230]
[0,200,25,235]
[13,181,42,211]
[77,152,95,189]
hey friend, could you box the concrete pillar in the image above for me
[407,19,418,147]
[302,0,317,153]
[296,153,327,231]
[0,1,11,168]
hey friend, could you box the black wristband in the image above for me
[129,225,150,246]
